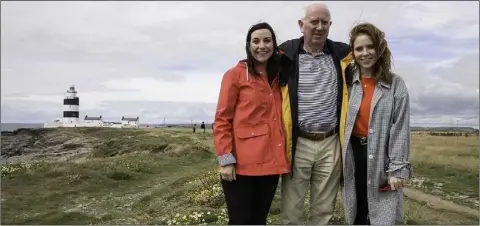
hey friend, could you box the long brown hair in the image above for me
[349,23,393,84]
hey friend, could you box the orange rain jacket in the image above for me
[213,60,290,176]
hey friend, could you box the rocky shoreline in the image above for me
[1,128,96,164]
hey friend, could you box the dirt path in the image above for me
[404,188,480,217]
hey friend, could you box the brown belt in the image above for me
[299,128,338,141]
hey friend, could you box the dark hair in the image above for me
[245,22,281,79]
[349,22,393,84]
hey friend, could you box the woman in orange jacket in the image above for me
[213,22,290,225]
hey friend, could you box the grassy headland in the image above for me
[1,127,478,225]
[408,135,479,208]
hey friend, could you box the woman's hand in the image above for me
[219,164,236,181]
[388,174,404,190]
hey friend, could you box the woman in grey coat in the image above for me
[340,23,412,225]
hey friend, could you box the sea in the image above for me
[0,122,209,132]
[1,123,44,132]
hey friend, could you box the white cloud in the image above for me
[424,57,461,71]
[402,1,479,39]
[1,1,478,126]
[4,72,224,110]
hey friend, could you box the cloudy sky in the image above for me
[1,1,479,127]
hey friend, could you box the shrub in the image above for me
[1,162,34,177]
[186,169,224,207]
[160,209,228,225]
[106,170,133,180]
[62,143,84,150]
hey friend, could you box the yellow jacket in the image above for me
[278,37,354,168]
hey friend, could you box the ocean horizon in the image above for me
[1,122,476,133]
[1,123,44,132]
[0,122,213,132]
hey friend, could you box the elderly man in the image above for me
[278,2,351,225]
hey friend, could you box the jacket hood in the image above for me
[235,60,248,68]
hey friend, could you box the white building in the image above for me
[84,115,103,126]
[103,121,123,128]
[121,116,140,128]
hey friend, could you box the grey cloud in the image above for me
[95,101,216,122]
[395,53,479,127]
[410,93,478,117]
[2,89,139,99]
[2,94,477,127]
[1,104,59,123]
[1,1,478,127]
[1,100,216,124]
[434,53,479,91]
[2,1,476,76]
[2,2,196,97]
[0,59,187,97]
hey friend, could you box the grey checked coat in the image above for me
[340,70,413,225]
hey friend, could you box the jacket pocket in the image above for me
[234,123,272,165]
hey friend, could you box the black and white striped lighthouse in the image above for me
[63,85,80,124]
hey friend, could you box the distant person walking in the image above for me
[213,22,290,225]
[200,121,206,133]
[192,124,196,133]
[340,22,412,225]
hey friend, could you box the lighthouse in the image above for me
[63,85,80,125]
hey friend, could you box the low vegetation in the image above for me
[408,135,479,208]
[1,128,479,225]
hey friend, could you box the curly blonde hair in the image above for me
[349,23,393,84]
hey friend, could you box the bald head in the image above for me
[301,2,331,21]
[298,1,332,52]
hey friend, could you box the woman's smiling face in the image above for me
[249,29,274,63]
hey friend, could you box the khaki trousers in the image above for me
[281,134,342,225]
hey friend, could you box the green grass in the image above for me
[1,128,216,225]
[409,135,479,207]
[402,196,480,225]
[1,128,479,225]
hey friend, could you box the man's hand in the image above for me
[219,164,236,181]
[388,174,404,190]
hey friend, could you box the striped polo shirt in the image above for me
[297,46,338,132]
